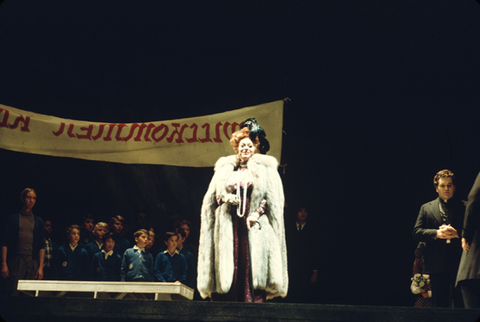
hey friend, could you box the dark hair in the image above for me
[164,232,177,243]
[109,215,126,227]
[433,169,455,187]
[176,228,186,240]
[241,118,270,154]
[103,232,116,243]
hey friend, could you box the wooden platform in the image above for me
[1,295,480,322]
[16,280,194,301]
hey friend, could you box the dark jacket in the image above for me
[1,213,45,260]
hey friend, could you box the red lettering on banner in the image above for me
[0,109,10,128]
[167,123,188,143]
[123,123,146,142]
[103,124,117,141]
[213,122,222,143]
[76,125,94,140]
[66,124,76,138]
[52,123,65,136]
[115,124,127,141]
[47,120,244,144]
[141,123,156,142]
[8,115,31,132]
[223,122,241,140]
[185,123,199,143]
[199,123,213,143]
[91,124,106,141]
[152,124,168,142]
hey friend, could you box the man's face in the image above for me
[297,208,308,222]
[436,177,455,201]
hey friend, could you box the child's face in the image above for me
[83,219,94,232]
[111,219,124,234]
[94,226,108,239]
[180,224,190,239]
[104,238,115,253]
[135,233,148,248]
[176,234,185,249]
[146,235,155,249]
[44,221,53,235]
[164,235,178,252]
[68,228,81,246]
[22,192,37,211]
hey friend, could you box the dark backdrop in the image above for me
[1,0,480,306]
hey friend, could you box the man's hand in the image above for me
[1,262,9,279]
[35,267,44,280]
[436,224,459,239]
[462,238,470,252]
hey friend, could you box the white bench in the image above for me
[17,280,194,301]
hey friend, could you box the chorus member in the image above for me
[1,188,45,295]
[55,225,89,280]
[198,124,288,302]
[413,169,464,307]
[154,232,187,284]
[84,222,109,263]
[109,215,130,256]
[120,229,153,282]
[43,219,58,280]
[90,232,121,281]
[79,213,95,247]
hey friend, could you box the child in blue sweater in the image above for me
[120,229,153,281]
[84,222,109,262]
[154,232,187,284]
[89,232,121,281]
[55,225,89,280]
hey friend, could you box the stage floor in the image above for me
[1,295,479,322]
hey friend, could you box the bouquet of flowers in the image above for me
[410,273,431,297]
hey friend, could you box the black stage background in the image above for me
[1,0,480,307]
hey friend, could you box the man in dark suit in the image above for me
[413,169,464,307]
[286,206,319,303]
[456,171,480,308]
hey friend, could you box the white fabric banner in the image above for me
[0,101,283,167]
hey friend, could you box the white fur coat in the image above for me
[197,153,288,300]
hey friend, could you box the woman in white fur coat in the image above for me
[197,126,288,302]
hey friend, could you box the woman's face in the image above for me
[238,137,255,163]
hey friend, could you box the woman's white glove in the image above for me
[222,194,240,206]
[246,212,260,230]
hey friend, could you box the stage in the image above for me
[1,296,479,322]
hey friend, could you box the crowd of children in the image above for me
[42,213,196,286]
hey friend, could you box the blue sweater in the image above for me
[120,248,154,281]
[90,251,122,281]
[154,250,187,284]
[55,244,89,280]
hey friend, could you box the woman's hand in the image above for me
[246,212,260,230]
[222,194,240,206]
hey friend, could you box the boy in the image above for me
[109,215,130,256]
[120,229,154,281]
[84,222,109,261]
[176,229,195,288]
[55,225,89,280]
[90,232,121,281]
[154,232,187,284]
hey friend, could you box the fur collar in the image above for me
[214,154,278,171]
